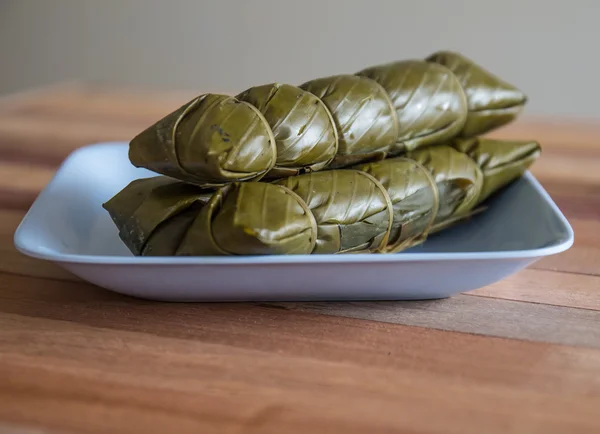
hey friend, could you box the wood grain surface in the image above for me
[0,82,599,434]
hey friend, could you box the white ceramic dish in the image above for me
[14,142,574,302]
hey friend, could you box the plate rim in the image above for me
[13,142,575,266]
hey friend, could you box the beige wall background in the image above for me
[0,0,597,118]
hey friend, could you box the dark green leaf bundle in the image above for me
[104,144,531,256]
[128,51,528,188]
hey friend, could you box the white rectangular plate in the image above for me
[14,142,574,302]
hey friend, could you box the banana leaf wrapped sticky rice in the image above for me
[127,75,401,188]
[130,84,341,186]
[104,145,488,256]
[104,171,398,257]
[127,51,527,187]
[111,49,539,257]
[356,61,468,153]
[426,51,528,137]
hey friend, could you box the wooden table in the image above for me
[1,83,599,434]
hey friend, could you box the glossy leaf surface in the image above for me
[102,177,211,255]
[300,74,399,168]
[104,178,317,256]
[452,137,541,202]
[426,51,527,137]
[237,83,338,178]
[178,182,317,256]
[406,145,484,221]
[353,157,438,251]
[357,60,468,152]
[129,94,276,187]
[275,170,393,254]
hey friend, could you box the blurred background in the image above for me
[0,0,598,118]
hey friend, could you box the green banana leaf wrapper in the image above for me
[128,93,277,187]
[299,74,399,168]
[426,51,527,137]
[236,83,339,178]
[274,170,395,254]
[126,51,528,188]
[176,181,319,255]
[101,177,213,256]
[104,178,319,256]
[350,157,439,252]
[276,146,485,254]
[356,60,468,153]
[103,167,420,256]
[104,144,491,256]
[452,137,541,203]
